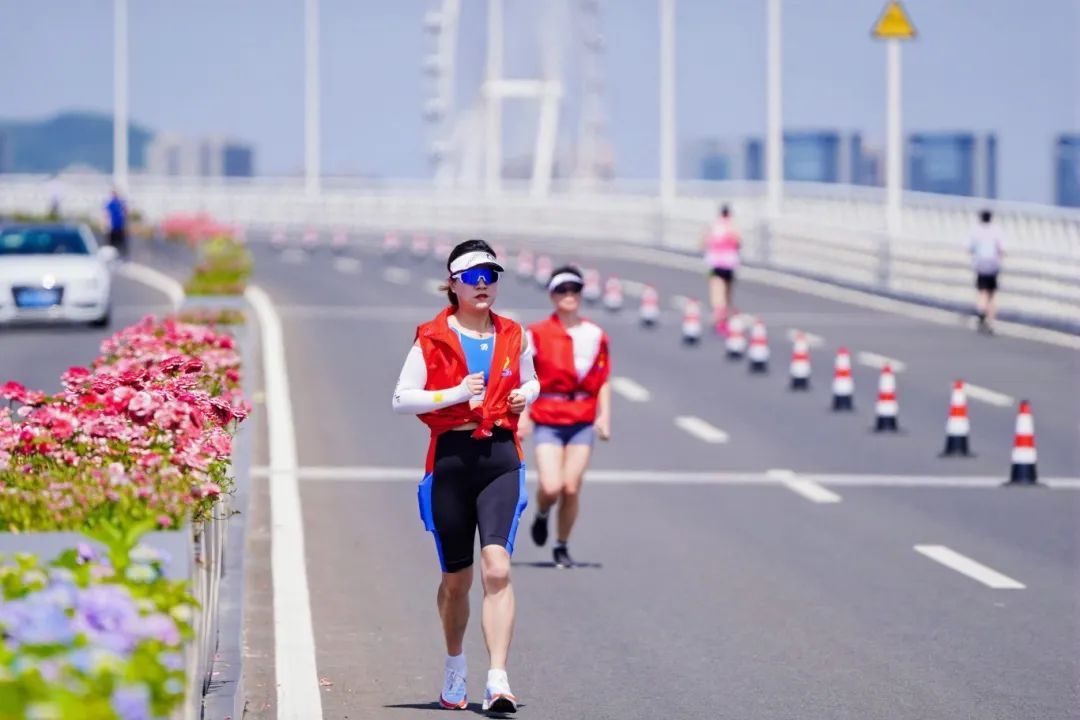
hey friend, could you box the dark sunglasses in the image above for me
[552,282,583,295]
[454,267,500,286]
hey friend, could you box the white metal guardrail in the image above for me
[2,174,1077,326]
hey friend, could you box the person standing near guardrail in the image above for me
[968,209,1005,334]
[392,239,539,714]
[104,189,128,259]
[518,265,612,569]
[701,204,742,335]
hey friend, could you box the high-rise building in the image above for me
[146,134,255,177]
[1054,134,1080,208]
[689,139,732,181]
[744,131,859,184]
[848,133,882,186]
[907,132,997,198]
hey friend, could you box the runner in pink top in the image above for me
[701,204,741,335]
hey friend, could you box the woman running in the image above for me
[392,239,539,714]
[520,265,611,569]
[702,204,742,335]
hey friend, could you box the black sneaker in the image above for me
[553,545,573,568]
[530,514,548,547]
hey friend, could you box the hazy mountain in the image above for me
[0,111,153,174]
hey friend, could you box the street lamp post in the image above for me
[305,0,321,197]
[113,0,128,194]
[765,0,782,219]
[658,0,676,205]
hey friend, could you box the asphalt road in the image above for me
[2,234,1077,719]
[237,235,1079,720]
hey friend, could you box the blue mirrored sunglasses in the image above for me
[455,266,500,286]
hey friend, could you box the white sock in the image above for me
[446,653,466,674]
[537,508,549,519]
[487,668,508,688]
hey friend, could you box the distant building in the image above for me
[1054,134,1080,208]
[0,131,7,173]
[907,132,997,198]
[744,131,870,184]
[146,134,255,177]
[687,139,733,181]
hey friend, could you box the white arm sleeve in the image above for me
[517,326,540,404]
[392,345,473,414]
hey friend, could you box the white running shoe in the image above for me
[439,665,468,710]
[482,674,518,714]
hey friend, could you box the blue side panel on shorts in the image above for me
[418,472,448,571]
[504,463,528,555]
[417,472,436,531]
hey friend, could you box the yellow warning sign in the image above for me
[872,0,917,40]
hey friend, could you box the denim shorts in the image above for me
[533,422,595,447]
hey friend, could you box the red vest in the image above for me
[528,314,610,426]
[416,307,524,471]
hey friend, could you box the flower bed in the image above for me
[183,236,252,297]
[0,544,193,719]
[0,315,250,718]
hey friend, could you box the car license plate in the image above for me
[14,288,61,308]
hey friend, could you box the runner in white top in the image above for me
[967,209,1005,334]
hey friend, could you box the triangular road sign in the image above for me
[873,0,917,40]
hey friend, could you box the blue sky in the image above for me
[1,0,1076,202]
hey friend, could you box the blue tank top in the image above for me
[454,329,494,382]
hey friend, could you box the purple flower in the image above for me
[111,684,152,720]
[139,613,180,646]
[159,651,184,671]
[73,585,140,654]
[0,600,76,647]
[76,542,97,564]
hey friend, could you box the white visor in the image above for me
[449,250,504,275]
[547,272,584,291]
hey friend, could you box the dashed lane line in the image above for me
[610,376,651,402]
[673,416,730,444]
[913,545,1026,590]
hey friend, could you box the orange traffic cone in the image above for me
[789,332,811,390]
[725,315,747,360]
[940,380,972,457]
[603,277,624,312]
[1006,401,1038,485]
[410,233,429,260]
[639,285,660,327]
[747,321,769,374]
[681,299,703,344]
[873,364,899,432]
[583,268,602,304]
[271,226,288,250]
[831,348,854,411]
[331,229,348,252]
[302,227,319,250]
[535,255,553,287]
[382,231,401,257]
[433,235,453,262]
[516,249,534,279]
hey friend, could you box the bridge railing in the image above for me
[1,174,1076,327]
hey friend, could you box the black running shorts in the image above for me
[417,429,527,573]
[976,273,998,293]
[710,267,735,282]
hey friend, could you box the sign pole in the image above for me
[885,38,902,236]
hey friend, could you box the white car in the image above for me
[0,224,117,327]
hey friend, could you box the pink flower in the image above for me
[127,391,156,420]
[0,381,26,403]
[157,515,173,528]
[182,358,205,374]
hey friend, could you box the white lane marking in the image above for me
[251,466,1080,489]
[243,286,324,718]
[913,545,1026,589]
[963,383,1015,408]
[571,244,1080,351]
[674,416,730,444]
[856,351,907,373]
[117,262,185,310]
[610,376,651,402]
[332,256,361,274]
[786,329,824,347]
[782,478,843,504]
[383,267,411,284]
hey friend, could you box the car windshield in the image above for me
[0,228,90,256]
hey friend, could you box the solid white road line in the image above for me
[332,256,361,274]
[856,351,907,373]
[610,376,651,402]
[913,545,1026,589]
[244,286,324,719]
[786,329,825,347]
[383,267,411,284]
[963,383,1015,408]
[251,466,1080,489]
[674,416,730,444]
[117,262,185,310]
